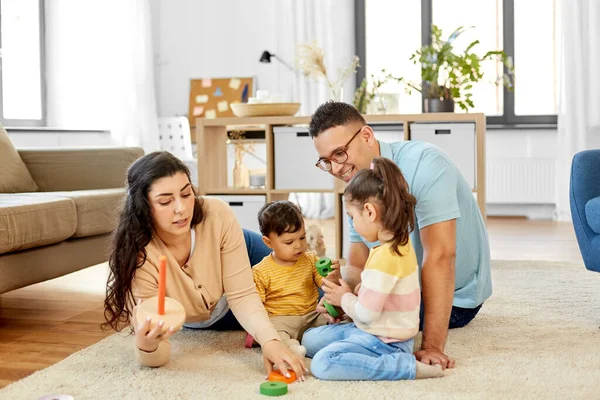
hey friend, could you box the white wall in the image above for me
[150,0,279,118]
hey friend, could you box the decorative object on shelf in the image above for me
[402,25,515,113]
[306,224,326,257]
[249,169,266,189]
[295,40,360,102]
[188,77,254,127]
[230,102,301,118]
[353,69,403,114]
[227,130,264,189]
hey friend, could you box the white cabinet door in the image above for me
[410,123,476,189]
[209,195,266,233]
[274,127,335,190]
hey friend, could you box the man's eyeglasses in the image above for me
[315,127,364,171]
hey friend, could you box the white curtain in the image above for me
[555,0,600,221]
[272,0,355,219]
[45,0,159,153]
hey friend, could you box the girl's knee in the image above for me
[309,351,334,380]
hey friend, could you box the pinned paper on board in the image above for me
[188,77,254,127]
[217,101,229,112]
[229,78,241,90]
[192,106,204,117]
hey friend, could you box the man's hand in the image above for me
[322,278,352,307]
[414,346,455,370]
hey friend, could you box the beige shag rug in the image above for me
[2,260,600,400]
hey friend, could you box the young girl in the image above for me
[301,157,443,380]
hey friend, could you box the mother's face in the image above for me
[147,172,195,238]
[312,124,378,183]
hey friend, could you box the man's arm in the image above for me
[343,241,370,290]
[415,219,456,369]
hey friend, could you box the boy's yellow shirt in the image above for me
[252,252,324,316]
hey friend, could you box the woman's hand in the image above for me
[261,340,308,381]
[132,299,177,352]
[322,278,352,307]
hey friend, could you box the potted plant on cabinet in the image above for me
[405,25,515,112]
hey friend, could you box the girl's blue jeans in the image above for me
[302,322,417,381]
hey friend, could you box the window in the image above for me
[0,0,45,126]
[357,0,559,125]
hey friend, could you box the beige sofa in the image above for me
[0,127,144,294]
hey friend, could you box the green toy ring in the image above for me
[323,301,340,318]
[260,381,288,396]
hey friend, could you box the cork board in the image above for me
[188,77,254,127]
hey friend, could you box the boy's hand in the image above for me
[316,297,343,324]
[325,259,341,282]
[322,278,352,307]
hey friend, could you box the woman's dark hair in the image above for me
[258,200,304,237]
[343,157,417,256]
[309,101,367,138]
[103,151,204,331]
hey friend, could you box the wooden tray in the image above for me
[230,103,301,117]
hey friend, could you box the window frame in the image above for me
[0,0,46,127]
[355,0,558,126]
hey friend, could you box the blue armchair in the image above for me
[570,149,600,272]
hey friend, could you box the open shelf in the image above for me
[196,113,486,259]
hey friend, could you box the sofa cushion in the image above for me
[585,196,600,234]
[26,188,126,237]
[0,125,39,193]
[0,194,77,254]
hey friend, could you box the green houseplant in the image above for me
[406,25,515,112]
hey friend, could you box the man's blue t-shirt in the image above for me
[348,140,492,308]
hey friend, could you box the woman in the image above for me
[103,151,306,379]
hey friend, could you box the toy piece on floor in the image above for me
[268,369,297,384]
[316,257,341,318]
[306,224,326,257]
[260,381,288,396]
[135,255,186,332]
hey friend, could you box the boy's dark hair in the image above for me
[343,157,417,256]
[309,101,367,138]
[258,200,304,237]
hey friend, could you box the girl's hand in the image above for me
[132,299,177,352]
[261,340,308,381]
[322,278,352,307]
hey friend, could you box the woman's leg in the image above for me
[203,229,271,331]
[310,325,416,381]
[243,228,271,266]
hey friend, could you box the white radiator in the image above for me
[487,158,556,204]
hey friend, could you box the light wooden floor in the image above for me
[0,217,583,388]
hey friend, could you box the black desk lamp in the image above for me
[259,50,296,73]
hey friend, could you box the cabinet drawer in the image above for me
[410,123,476,189]
[274,127,335,190]
[209,195,265,233]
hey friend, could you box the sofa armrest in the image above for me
[18,147,144,191]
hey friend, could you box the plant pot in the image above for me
[424,98,455,113]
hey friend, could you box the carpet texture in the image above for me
[2,260,600,399]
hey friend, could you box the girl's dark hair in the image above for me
[103,151,204,332]
[343,157,417,256]
[258,200,304,237]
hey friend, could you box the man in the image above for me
[309,102,492,369]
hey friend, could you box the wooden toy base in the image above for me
[136,296,186,333]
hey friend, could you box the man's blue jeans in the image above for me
[302,323,416,381]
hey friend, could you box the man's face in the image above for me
[313,124,377,183]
